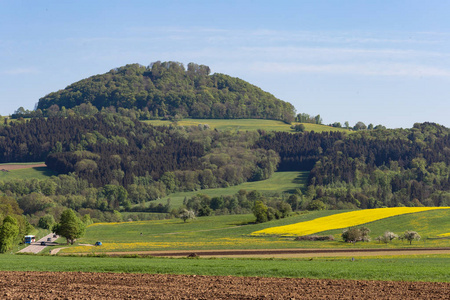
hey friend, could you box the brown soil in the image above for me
[0,163,46,171]
[0,271,448,299]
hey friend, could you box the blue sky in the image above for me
[1,0,450,128]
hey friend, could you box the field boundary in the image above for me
[0,163,46,171]
[65,247,450,258]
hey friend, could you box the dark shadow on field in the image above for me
[32,167,58,176]
[286,172,309,194]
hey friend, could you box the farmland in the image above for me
[0,162,56,181]
[59,208,450,254]
[253,207,450,236]
[1,269,448,299]
[1,254,449,282]
[144,118,349,133]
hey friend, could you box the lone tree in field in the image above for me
[53,209,86,245]
[179,209,195,223]
[0,215,20,253]
[401,230,421,245]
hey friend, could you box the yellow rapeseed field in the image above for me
[252,207,450,236]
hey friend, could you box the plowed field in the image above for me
[0,271,448,299]
[0,163,45,170]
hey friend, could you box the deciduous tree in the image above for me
[53,209,85,245]
[0,215,20,253]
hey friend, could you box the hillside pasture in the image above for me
[60,209,450,254]
[144,118,349,133]
[151,171,308,208]
[0,162,56,181]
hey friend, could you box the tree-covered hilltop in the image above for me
[36,62,295,123]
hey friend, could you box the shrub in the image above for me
[342,226,371,243]
[295,235,334,241]
[376,231,398,243]
[307,200,326,211]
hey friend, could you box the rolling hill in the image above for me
[36,62,295,123]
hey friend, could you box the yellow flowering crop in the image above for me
[437,233,450,237]
[61,237,290,253]
[252,207,450,236]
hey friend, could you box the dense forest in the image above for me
[256,123,450,209]
[35,62,295,123]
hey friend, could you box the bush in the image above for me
[342,226,371,243]
[307,200,326,211]
[376,231,398,243]
[295,235,334,241]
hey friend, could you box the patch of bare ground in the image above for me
[0,271,448,299]
[0,163,46,171]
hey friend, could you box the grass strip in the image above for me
[2,254,448,282]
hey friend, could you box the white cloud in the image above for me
[3,67,39,75]
[250,62,450,78]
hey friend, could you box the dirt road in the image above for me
[0,271,448,299]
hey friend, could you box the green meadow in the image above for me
[144,118,349,133]
[0,164,56,181]
[60,209,450,254]
[1,254,449,282]
[151,171,308,208]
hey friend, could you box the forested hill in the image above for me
[36,62,295,122]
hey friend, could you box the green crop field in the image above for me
[144,119,349,133]
[1,254,449,282]
[60,209,450,254]
[0,164,56,181]
[151,171,308,208]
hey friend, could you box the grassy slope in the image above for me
[1,254,449,282]
[144,119,349,133]
[0,166,56,181]
[62,209,450,253]
[151,171,308,208]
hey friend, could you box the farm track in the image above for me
[75,247,450,258]
[0,271,448,299]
